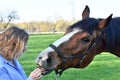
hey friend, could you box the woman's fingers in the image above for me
[29,68,43,80]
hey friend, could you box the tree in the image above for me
[0,10,19,29]
[55,19,70,32]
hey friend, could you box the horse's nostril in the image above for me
[47,57,52,63]
[39,57,42,59]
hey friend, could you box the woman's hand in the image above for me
[29,68,42,80]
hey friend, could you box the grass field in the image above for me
[19,34,120,80]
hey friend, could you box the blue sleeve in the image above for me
[0,68,10,80]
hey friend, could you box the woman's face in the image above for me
[16,43,27,58]
[23,40,27,52]
[23,45,27,52]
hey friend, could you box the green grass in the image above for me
[19,34,120,80]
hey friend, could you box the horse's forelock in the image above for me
[69,18,98,35]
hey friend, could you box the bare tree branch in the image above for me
[0,10,19,29]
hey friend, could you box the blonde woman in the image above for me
[0,27,42,80]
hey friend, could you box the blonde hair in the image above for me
[0,26,29,60]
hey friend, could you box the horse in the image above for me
[36,5,120,76]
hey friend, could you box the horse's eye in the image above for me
[81,37,90,42]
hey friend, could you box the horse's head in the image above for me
[36,5,112,75]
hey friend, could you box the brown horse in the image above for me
[36,5,120,76]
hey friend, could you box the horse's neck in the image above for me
[104,18,120,51]
[92,18,120,57]
[97,18,120,57]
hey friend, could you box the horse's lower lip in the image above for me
[40,67,46,72]
[38,66,54,75]
[42,69,54,75]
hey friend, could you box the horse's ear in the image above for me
[82,5,90,20]
[97,14,113,30]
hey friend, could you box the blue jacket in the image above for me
[0,55,33,80]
